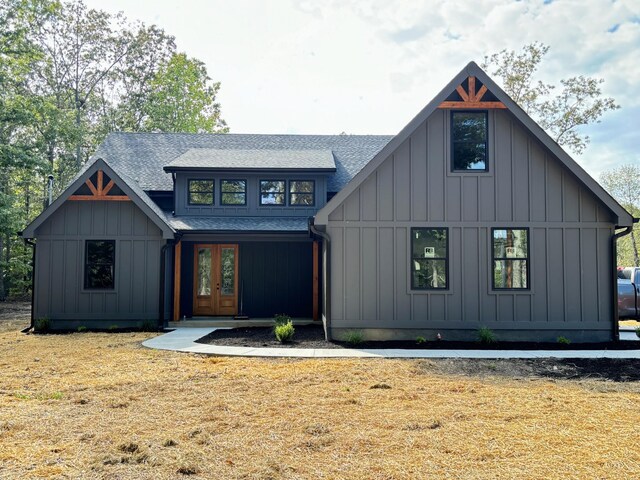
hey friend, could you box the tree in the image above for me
[142,53,228,133]
[482,42,619,155]
[600,165,640,267]
[0,0,53,300]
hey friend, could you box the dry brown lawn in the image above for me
[1,311,640,479]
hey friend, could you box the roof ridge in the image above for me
[105,132,394,138]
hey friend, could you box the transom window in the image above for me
[85,240,115,290]
[492,228,529,289]
[289,180,315,206]
[221,180,247,205]
[188,180,214,205]
[411,228,448,290]
[260,180,286,206]
[452,111,488,171]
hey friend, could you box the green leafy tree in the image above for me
[482,42,619,155]
[143,53,228,133]
[600,165,640,267]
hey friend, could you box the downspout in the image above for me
[171,173,177,215]
[613,218,638,341]
[158,232,183,330]
[20,235,36,333]
[309,218,331,340]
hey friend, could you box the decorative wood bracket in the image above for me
[69,170,130,201]
[438,76,506,109]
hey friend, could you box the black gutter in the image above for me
[613,218,638,341]
[308,217,331,341]
[19,234,35,333]
[163,167,337,173]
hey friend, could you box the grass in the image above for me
[0,314,640,478]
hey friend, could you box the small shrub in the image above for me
[33,317,50,332]
[635,327,640,339]
[415,336,426,345]
[477,326,497,344]
[274,320,295,343]
[557,336,571,345]
[108,325,119,331]
[77,325,87,333]
[344,330,364,345]
[140,319,157,332]
[274,313,292,326]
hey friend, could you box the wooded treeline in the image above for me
[0,0,228,300]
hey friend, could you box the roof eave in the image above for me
[163,166,336,174]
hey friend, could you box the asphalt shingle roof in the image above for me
[93,133,392,193]
[167,216,309,232]
[166,148,336,171]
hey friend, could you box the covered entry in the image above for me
[173,239,319,320]
[193,244,238,316]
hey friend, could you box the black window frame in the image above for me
[187,179,215,206]
[84,240,116,290]
[220,179,247,206]
[259,179,286,206]
[410,227,449,291]
[289,179,315,206]
[451,110,489,172]
[491,227,530,291]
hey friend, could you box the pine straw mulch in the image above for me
[1,325,640,479]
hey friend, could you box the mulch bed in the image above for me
[196,324,640,350]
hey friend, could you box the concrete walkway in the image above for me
[142,328,640,359]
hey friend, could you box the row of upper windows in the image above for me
[187,179,316,207]
[411,227,529,291]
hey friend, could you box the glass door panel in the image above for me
[197,247,212,296]
[220,247,236,296]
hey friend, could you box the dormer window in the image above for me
[221,180,246,205]
[451,111,488,171]
[260,180,286,206]
[188,180,214,205]
[289,180,315,206]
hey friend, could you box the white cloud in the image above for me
[84,0,640,177]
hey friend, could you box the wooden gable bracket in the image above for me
[438,76,506,109]
[69,170,130,201]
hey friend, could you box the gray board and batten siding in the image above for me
[32,201,165,328]
[22,158,175,329]
[316,63,633,343]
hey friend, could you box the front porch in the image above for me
[169,232,321,325]
[168,317,317,328]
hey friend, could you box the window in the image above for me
[260,180,286,206]
[492,229,529,289]
[188,180,214,205]
[452,111,488,171]
[411,228,448,290]
[289,180,315,206]
[221,180,246,205]
[85,240,115,290]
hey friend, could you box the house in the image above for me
[21,62,635,342]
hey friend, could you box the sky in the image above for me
[83,0,640,179]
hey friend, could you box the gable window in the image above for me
[492,228,529,289]
[452,111,488,171]
[411,228,448,290]
[221,180,246,205]
[85,240,115,290]
[260,180,286,206]
[188,180,214,205]
[289,180,315,206]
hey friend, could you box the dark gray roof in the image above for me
[167,216,309,232]
[165,148,336,172]
[93,133,392,193]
